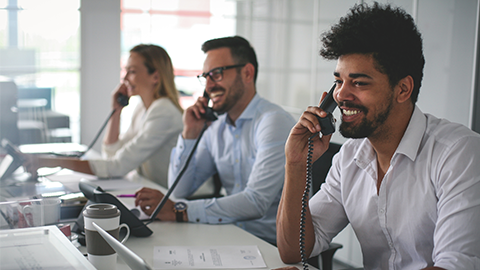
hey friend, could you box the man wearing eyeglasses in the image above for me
[134,36,296,245]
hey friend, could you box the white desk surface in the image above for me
[6,169,312,270]
[114,222,303,270]
[81,171,311,270]
[123,172,311,269]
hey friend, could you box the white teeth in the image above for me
[343,109,360,116]
[210,92,222,98]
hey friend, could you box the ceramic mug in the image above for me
[83,203,130,270]
[20,198,61,227]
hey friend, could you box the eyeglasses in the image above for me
[197,64,246,85]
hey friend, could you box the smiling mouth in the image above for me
[210,92,223,98]
[342,109,361,116]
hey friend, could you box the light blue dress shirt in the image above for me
[168,94,295,244]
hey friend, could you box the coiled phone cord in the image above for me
[299,134,316,270]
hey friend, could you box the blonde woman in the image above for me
[25,44,183,187]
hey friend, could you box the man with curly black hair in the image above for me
[277,2,480,269]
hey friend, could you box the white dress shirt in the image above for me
[310,106,480,269]
[168,94,295,244]
[89,98,183,187]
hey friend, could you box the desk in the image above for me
[2,169,312,269]
[80,171,311,270]
[108,222,304,270]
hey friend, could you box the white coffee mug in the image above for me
[83,203,130,270]
[20,198,61,227]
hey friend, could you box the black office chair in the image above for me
[307,142,343,270]
[187,173,223,200]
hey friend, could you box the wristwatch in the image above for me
[173,202,187,222]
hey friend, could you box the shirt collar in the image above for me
[354,105,426,166]
[223,93,260,126]
[394,105,426,162]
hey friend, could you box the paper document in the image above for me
[153,245,266,269]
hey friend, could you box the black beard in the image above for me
[212,74,244,115]
[339,101,392,139]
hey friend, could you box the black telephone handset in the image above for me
[299,84,338,270]
[316,84,337,135]
[117,94,129,107]
[200,91,218,121]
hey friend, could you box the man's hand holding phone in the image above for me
[182,91,217,140]
[182,95,210,139]
[285,85,337,165]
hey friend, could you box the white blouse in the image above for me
[89,97,183,187]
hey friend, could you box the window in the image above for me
[0,0,80,143]
[119,0,236,131]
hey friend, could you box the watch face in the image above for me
[175,202,187,211]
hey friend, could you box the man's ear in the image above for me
[243,63,255,83]
[396,75,414,104]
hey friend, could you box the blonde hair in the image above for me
[130,44,183,113]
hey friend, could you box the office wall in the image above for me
[236,0,479,147]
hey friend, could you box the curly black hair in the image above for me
[201,35,259,83]
[320,2,425,104]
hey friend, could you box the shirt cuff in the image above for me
[87,159,106,177]
[102,140,122,158]
[435,251,480,269]
[185,200,208,223]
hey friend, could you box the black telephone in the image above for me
[117,93,129,107]
[200,91,218,121]
[299,84,338,270]
[316,84,337,135]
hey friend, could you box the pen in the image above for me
[117,194,136,198]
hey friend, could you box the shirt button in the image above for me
[218,218,222,222]
[235,159,239,163]
[379,208,385,214]
[235,135,239,139]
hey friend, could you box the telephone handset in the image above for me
[200,91,218,121]
[299,84,338,270]
[117,93,129,107]
[316,84,337,135]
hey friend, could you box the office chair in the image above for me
[187,173,223,200]
[307,142,343,270]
